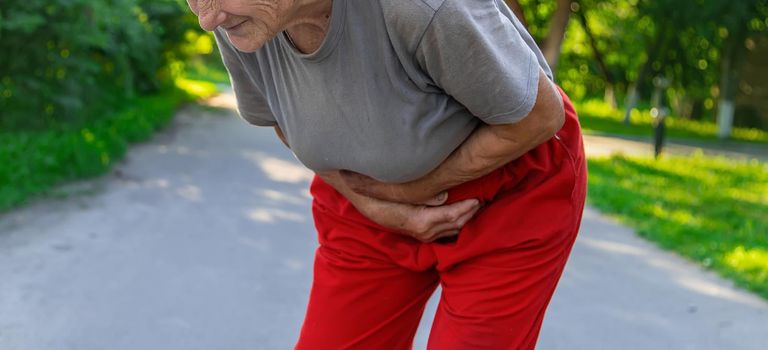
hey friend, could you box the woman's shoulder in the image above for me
[376,0,504,51]
[379,0,445,15]
[378,0,502,23]
[376,0,444,55]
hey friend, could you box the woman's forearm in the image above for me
[422,69,565,191]
[316,171,371,205]
[340,69,565,203]
[317,170,481,242]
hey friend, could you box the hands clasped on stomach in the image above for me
[317,170,481,243]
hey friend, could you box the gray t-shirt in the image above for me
[215,0,552,183]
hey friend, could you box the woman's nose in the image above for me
[196,1,228,31]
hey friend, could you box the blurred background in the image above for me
[0,0,767,349]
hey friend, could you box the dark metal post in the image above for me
[651,76,669,159]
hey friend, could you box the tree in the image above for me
[505,0,573,70]
[708,0,768,138]
[541,0,573,71]
[505,0,529,28]
[572,1,616,107]
[0,0,201,130]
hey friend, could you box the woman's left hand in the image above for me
[340,170,448,206]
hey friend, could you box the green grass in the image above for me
[576,99,768,144]
[0,76,220,212]
[587,153,768,299]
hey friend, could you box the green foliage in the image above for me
[0,0,227,212]
[576,99,768,143]
[0,77,218,212]
[558,0,646,100]
[0,0,202,129]
[588,154,768,299]
[511,0,558,43]
[549,0,768,124]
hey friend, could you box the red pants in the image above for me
[295,89,587,349]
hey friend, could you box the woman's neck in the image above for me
[284,0,333,54]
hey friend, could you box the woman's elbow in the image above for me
[547,99,565,136]
[532,71,565,139]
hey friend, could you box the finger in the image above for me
[425,203,480,239]
[413,222,458,242]
[439,199,480,222]
[455,203,481,227]
[416,199,478,230]
[420,191,448,207]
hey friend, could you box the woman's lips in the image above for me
[223,20,248,34]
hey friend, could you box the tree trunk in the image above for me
[690,99,704,120]
[623,26,668,125]
[505,0,529,29]
[717,37,746,139]
[575,2,616,107]
[623,86,639,124]
[604,86,617,108]
[541,0,572,72]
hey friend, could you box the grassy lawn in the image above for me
[0,76,220,212]
[587,153,768,299]
[576,99,768,145]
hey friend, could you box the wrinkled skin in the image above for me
[186,0,485,241]
[340,169,446,205]
[185,0,300,52]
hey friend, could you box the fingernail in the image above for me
[436,192,448,201]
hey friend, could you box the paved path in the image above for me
[1,97,767,349]
[582,133,768,161]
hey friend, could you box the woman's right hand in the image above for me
[317,171,481,242]
[354,193,481,243]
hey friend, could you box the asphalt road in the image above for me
[1,98,766,349]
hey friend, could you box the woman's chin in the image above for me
[226,31,268,53]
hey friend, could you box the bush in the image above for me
[0,0,201,129]
[0,78,218,212]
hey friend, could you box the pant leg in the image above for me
[426,213,580,350]
[295,177,440,350]
[427,87,587,349]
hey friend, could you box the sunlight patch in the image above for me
[674,275,765,307]
[176,185,202,202]
[246,208,305,223]
[242,151,313,183]
[724,247,768,278]
[257,189,307,205]
[580,237,647,257]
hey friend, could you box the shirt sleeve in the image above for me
[415,0,542,125]
[214,29,278,127]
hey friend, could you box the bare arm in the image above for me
[342,69,565,203]
[273,126,481,242]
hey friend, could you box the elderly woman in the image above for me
[186,0,586,348]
